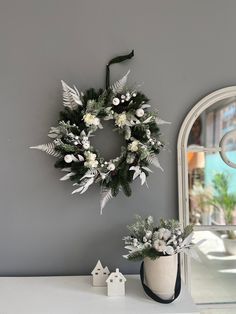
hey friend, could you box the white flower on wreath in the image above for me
[84,151,98,168]
[128,140,139,152]
[126,153,135,164]
[107,162,115,171]
[82,137,90,150]
[115,112,127,128]
[83,113,100,126]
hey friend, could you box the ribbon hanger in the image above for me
[106,50,134,89]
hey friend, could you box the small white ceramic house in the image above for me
[106,268,126,296]
[91,260,110,287]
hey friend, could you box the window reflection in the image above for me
[188,151,236,226]
[188,98,236,226]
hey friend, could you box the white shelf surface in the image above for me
[0,275,199,314]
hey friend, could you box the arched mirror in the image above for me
[178,87,236,310]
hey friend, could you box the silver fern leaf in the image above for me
[110,70,130,94]
[80,169,97,180]
[30,143,62,158]
[61,80,82,110]
[62,167,71,172]
[147,154,164,171]
[100,188,113,215]
[72,177,94,195]
[60,171,75,181]
[155,117,171,125]
[143,116,153,124]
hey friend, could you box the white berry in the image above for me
[146,130,151,137]
[112,97,120,106]
[64,154,73,163]
[83,142,90,149]
[126,93,131,101]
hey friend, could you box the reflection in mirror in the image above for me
[191,231,236,304]
[187,97,236,226]
[178,88,236,308]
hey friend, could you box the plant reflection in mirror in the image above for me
[210,173,236,239]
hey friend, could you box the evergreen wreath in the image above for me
[31,51,169,213]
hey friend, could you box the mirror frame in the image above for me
[177,86,236,287]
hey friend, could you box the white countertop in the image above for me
[0,275,199,314]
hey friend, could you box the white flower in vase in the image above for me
[153,239,166,252]
[163,229,172,241]
[145,230,153,240]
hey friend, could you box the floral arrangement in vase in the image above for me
[123,216,202,302]
[123,215,196,261]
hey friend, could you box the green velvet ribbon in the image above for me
[106,50,134,89]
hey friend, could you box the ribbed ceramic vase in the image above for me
[144,254,178,300]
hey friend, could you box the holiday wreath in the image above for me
[31,51,169,213]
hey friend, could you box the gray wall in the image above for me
[1,0,236,276]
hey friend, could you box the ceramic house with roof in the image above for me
[106,268,126,296]
[91,260,110,287]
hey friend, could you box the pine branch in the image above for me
[183,224,194,238]
[121,182,132,197]
[142,248,160,260]
[125,251,143,261]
